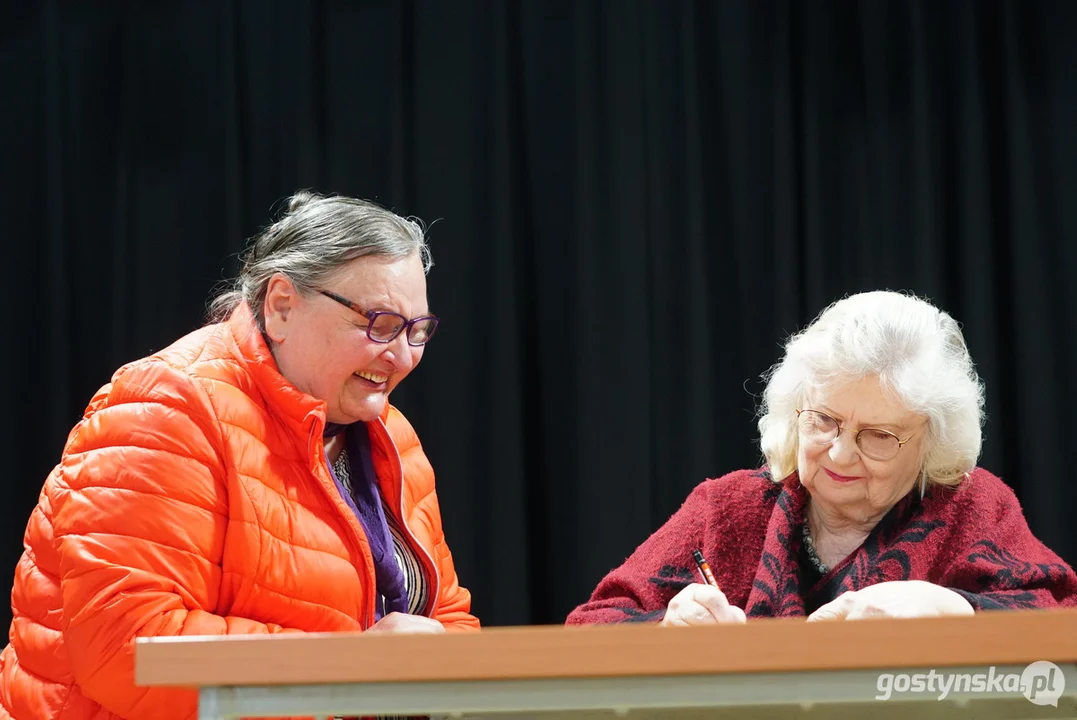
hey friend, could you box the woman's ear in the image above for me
[263,273,297,343]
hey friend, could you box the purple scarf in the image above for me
[325,423,409,619]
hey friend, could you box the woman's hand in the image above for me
[807,580,975,621]
[366,612,446,634]
[660,583,747,627]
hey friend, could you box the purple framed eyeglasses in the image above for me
[316,289,439,346]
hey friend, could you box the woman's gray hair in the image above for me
[757,290,986,486]
[209,190,432,328]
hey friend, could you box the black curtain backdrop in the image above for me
[3,1,1076,633]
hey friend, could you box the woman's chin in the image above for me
[806,480,868,510]
[337,393,388,424]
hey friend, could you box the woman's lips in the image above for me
[823,467,863,483]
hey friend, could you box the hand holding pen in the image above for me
[659,548,746,627]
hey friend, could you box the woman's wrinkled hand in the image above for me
[659,583,747,627]
[807,580,975,622]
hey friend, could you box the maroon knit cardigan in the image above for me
[567,468,1077,623]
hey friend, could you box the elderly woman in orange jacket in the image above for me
[0,191,478,720]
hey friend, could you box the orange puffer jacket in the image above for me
[0,303,478,719]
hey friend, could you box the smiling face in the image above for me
[797,375,928,525]
[262,252,429,424]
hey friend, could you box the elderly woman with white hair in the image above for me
[567,291,1077,626]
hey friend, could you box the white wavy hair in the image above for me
[757,291,985,486]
